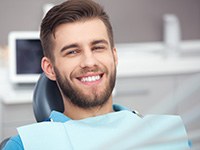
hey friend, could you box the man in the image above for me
[3,0,190,149]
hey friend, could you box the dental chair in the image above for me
[0,73,64,149]
[33,73,64,122]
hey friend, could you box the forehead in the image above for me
[53,18,110,47]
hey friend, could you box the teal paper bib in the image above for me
[18,110,190,150]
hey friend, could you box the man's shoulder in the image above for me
[2,135,23,150]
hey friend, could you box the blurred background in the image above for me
[0,0,200,149]
[0,0,200,45]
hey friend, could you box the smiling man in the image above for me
[2,0,190,149]
[43,19,117,119]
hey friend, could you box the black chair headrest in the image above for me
[33,73,64,122]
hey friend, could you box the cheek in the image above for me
[105,54,117,68]
[54,64,71,82]
[97,51,115,63]
[99,57,116,75]
[56,58,79,74]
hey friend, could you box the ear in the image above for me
[113,48,118,66]
[41,57,56,81]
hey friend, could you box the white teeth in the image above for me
[81,75,101,82]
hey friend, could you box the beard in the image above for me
[54,65,116,109]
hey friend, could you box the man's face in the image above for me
[52,18,118,109]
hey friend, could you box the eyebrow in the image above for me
[60,43,79,52]
[91,39,109,46]
[60,39,109,52]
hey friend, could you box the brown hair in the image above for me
[40,0,114,61]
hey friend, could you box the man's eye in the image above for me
[92,46,105,51]
[66,50,79,55]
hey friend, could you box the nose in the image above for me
[80,50,98,69]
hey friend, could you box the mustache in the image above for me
[76,66,107,76]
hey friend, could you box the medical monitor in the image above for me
[9,31,43,84]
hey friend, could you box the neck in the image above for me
[63,97,113,120]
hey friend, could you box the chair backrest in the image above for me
[0,137,10,149]
[33,73,64,122]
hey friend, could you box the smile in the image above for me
[77,73,104,84]
[81,75,101,82]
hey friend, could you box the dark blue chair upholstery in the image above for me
[33,73,64,122]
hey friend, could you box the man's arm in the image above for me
[2,135,24,150]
